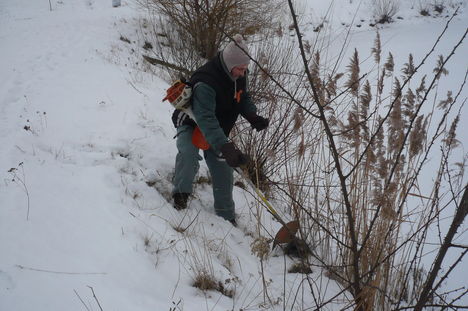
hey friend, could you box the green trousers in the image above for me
[172,125,235,221]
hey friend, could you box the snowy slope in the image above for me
[0,1,324,310]
[0,0,467,310]
[0,1,177,310]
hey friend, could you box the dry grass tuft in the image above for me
[172,225,186,234]
[192,272,234,298]
[193,271,217,291]
[195,175,211,186]
[288,262,312,274]
[250,236,270,260]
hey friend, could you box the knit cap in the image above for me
[222,34,250,72]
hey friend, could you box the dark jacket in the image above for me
[189,53,256,151]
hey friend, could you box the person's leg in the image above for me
[204,149,235,221]
[172,125,201,209]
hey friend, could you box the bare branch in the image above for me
[414,184,468,310]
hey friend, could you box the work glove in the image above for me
[246,114,269,131]
[220,142,250,167]
[171,109,196,128]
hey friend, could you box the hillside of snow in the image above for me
[1,0,467,310]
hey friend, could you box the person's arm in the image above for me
[239,91,269,132]
[191,83,228,152]
[193,82,250,167]
[238,90,257,118]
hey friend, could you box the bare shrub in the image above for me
[417,0,456,16]
[232,32,321,196]
[371,0,400,24]
[275,2,468,310]
[133,0,467,308]
[136,0,284,78]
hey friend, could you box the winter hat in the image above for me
[222,34,250,72]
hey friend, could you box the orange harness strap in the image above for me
[235,90,243,103]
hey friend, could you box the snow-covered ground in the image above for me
[0,0,466,310]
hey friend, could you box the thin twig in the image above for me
[74,289,91,311]
[9,163,30,220]
[142,55,192,76]
[414,184,468,310]
[16,265,106,275]
[87,286,104,311]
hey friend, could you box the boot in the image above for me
[173,193,190,210]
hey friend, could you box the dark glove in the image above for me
[246,114,269,131]
[220,142,250,167]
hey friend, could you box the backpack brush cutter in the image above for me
[234,166,309,254]
[163,79,308,253]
